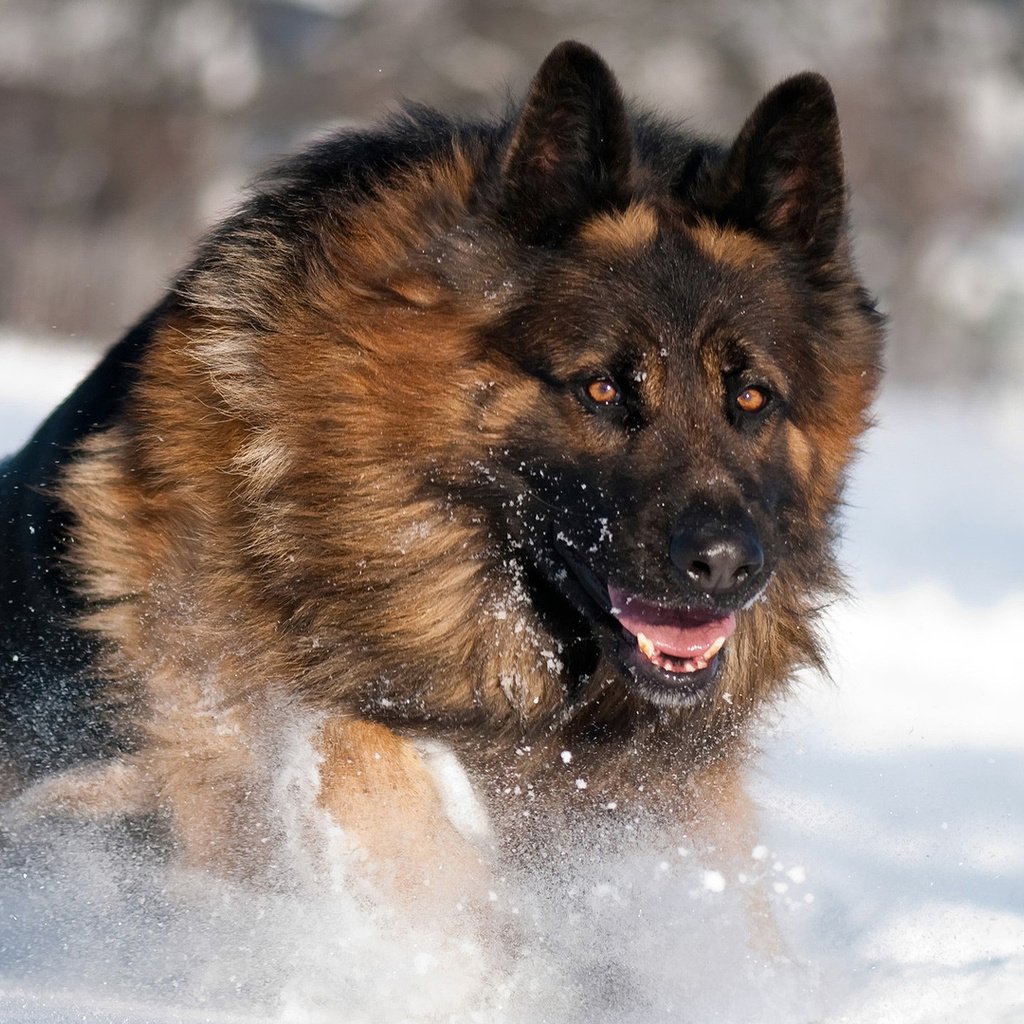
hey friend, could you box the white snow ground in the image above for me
[1,334,1022,1023]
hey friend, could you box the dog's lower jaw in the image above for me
[620,647,726,709]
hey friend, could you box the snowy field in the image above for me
[1,334,1022,1023]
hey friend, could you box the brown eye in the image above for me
[584,378,621,405]
[736,386,769,414]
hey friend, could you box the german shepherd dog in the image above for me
[0,43,882,915]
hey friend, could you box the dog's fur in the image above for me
[0,43,882,901]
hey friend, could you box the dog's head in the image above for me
[445,43,884,711]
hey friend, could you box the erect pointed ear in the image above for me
[698,73,847,259]
[498,41,633,245]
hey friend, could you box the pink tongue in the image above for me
[608,585,736,658]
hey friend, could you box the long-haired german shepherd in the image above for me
[1,42,882,913]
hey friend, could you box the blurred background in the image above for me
[1,0,1023,385]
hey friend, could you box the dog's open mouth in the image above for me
[550,536,737,707]
[607,585,735,706]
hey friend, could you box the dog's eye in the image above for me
[735,385,770,414]
[582,377,622,407]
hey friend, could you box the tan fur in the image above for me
[687,217,770,271]
[50,158,573,889]
[786,423,815,483]
[317,717,491,913]
[579,202,659,252]
[685,757,787,955]
[6,760,155,822]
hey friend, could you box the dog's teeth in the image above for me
[693,657,708,670]
[702,636,726,660]
[637,632,657,660]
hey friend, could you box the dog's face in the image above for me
[478,240,803,707]
[444,44,883,709]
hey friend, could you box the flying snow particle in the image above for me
[702,870,726,893]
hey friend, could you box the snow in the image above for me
[2,334,1023,1022]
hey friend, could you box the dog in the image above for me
[0,42,882,916]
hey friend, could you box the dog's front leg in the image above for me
[317,717,492,921]
[686,756,789,959]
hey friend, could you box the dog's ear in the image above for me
[698,73,847,259]
[499,41,632,244]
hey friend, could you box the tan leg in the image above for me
[160,767,260,874]
[2,758,157,832]
[687,756,789,959]
[317,717,492,920]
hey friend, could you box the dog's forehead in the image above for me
[541,214,788,369]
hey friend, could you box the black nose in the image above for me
[670,516,765,597]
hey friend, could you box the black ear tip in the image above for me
[536,40,615,80]
[780,70,835,94]
[542,39,604,64]
[766,71,838,120]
